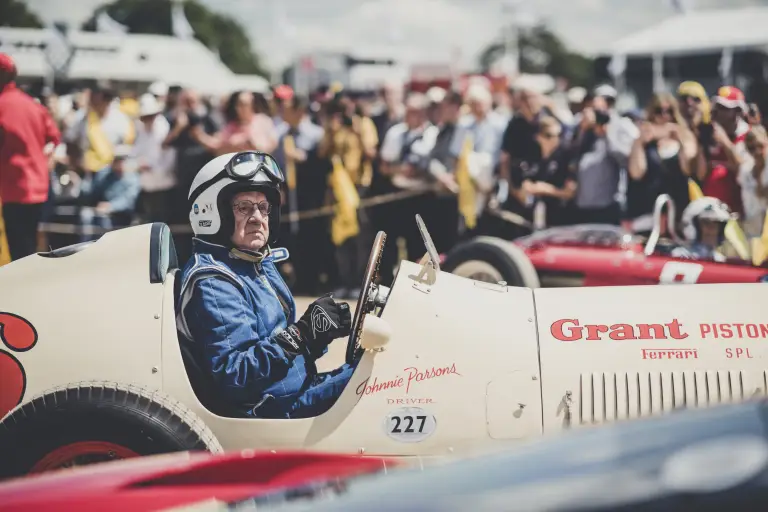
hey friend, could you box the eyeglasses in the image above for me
[233,200,272,218]
[654,106,674,116]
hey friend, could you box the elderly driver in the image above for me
[176,151,355,418]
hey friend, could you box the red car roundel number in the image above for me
[0,313,38,418]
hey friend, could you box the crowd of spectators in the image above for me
[2,49,768,296]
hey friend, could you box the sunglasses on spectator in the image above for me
[540,131,560,139]
[233,200,271,218]
[678,94,702,104]
[654,106,674,116]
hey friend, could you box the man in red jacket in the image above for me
[0,53,61,261]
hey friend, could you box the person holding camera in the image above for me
[626,93,697,232]
[571,85,639,225]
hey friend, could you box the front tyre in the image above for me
[0,382,222,479]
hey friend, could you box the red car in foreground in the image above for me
[0,450,396,512]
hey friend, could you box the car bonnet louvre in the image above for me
[575,371,762,426]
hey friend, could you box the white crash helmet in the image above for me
[681,196,735,242]
[187,151,284,246]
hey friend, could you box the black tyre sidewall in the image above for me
[0,387,212,478]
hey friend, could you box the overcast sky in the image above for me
[22,0,768,73]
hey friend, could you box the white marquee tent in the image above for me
[604,6,768,58]
[0,27,270,95]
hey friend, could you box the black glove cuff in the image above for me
[338,302,351,332]
[274,324,305,359]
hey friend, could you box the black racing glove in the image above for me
[272,296,351,359]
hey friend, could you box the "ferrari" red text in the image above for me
[641,348,698,360]
[551,319,688,342]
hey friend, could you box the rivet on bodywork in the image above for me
[448,447,454,453]
[151,366,158,374]
[532,375,538,380]
[358,448,365,454]
[527,318,533,322]
[154,314,160,319]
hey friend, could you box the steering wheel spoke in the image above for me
[346,231,387,365]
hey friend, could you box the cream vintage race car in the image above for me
[0,216,766,479]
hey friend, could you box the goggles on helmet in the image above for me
[189,151,284,207]
[226,151,285,183]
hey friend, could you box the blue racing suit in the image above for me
[176,238,356,418]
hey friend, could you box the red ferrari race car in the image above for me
[443,195,768,288]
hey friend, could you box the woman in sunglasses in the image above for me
[175,151,355,419]
[626,92,697,233]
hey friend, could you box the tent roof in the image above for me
[0,27,267,95]
[602,7,768,57]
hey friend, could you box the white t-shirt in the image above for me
[131,115,176,192]
[739,157,768,237]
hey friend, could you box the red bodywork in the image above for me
[514,226,768,287]
[0,451,396,512]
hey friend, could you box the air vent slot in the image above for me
[576,371,764,426]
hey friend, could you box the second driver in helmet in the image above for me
[672,197,735,262]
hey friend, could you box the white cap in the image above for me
[426,86,446,104]
[148,81,169,97]
[594,84,617,99]
[567,86,587,104]
[465,84,492,107]
[405,92,429,110]
[138,93,162,117]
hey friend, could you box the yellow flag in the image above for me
[688,178,704,201]
[283,135,297,191]
[0,200,11,267]
[455,133,476,230]
[329,155,360,246]
[724,220,750,260]
[83,110,115,172]
[752,210,768,266]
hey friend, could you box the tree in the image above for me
[0,0,44,28]
[478,24,593,87]
[81,0,268,77]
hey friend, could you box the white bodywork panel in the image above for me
[3,223,767,460]
[0,227,164,395]
[535,283,768,433]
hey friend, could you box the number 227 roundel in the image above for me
[384,406,437,443]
